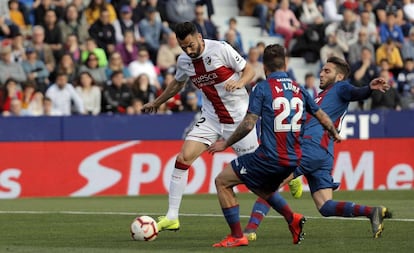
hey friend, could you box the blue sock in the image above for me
[266,192,294,223]
[245,198,271,232]
[222,205,243,238]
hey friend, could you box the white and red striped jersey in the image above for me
[175,39,249,124]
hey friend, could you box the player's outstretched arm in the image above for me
[142,79,186,113]
[314,109,342,143]
[369,77,389,92]
[208,112,259,153]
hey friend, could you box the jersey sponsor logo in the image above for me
[190,72,219,87]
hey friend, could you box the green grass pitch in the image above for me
[0,190,413,253]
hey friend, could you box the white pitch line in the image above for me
[0,210,413,222]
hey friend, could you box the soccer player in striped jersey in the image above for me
[244,56,392,241]
[208,44,341,248]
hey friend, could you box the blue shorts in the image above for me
[231,152,295,193]
[294,139,340,194]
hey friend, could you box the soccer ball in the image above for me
[130,215,159,241]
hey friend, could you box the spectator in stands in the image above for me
[193,3,218,40]
[41,96,62,116]
[88,8,116,56]
[29,25,56,73]
[402,27,414,60]
[127,97,145,115]
[2,98,32,116]
[379,12,404,47]
[226,17,244,53]
[164,0,196,26]
[371,69,402,111]
[299,0,325,26]
[326,8,359,55]
[375,0,403,25]
[85,0,117,25]
[113,5,142,44]
[376,38,403,71]
[131,0,159,24]
[45,72,84,115]
[224,29,245,58]
[274,0,304,49]
[79,53,107,87]
[156,32,183,74]
[157,68,183,113]
[75,71,101,115]
[8,0,26,32]
[59,3,89,44]
[21,47,50,93]
[52,53,79,85]
[42,9,63,61]
[351,47,379,88]
[101,70,133,114]
[138,6,172,63]
[115,30,139,66]
[358,10,380,46]
[33,0,64,26]
[323,0,343,22]
[302,72,318,99]
[0,78,22,113]
[10,32,26,63]
[362,1,377,25]
[81,38,108,68]
[21,81,43,116]
[246,46,265,86]
[243,0,277,36]
[0,45,27,84]
[128,47,160,90]
[63,34,82,65]
[347,28,375,66]
[341,0,360,13]
[320,31,347,64]
[396,58,414,96]
[105,52,133,85]
[131,73,157,104]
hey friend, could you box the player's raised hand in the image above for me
[369,78,389,93]
[142,101,159,113]
[208,140,228,154]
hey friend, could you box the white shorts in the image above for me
[185,115,259,156]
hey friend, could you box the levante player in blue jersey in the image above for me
[244,56,392,242]
[208,45,342,248]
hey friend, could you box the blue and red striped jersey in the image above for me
[304,80,364,155]
[248,72,320,167]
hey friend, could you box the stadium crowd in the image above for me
[0,0,413,117]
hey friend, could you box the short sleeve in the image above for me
[301,86,320,115]
[174,55,189,82]
[219,41,246,73]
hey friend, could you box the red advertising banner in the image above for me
[0,139,413,198]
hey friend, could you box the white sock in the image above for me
[166,168,189,220]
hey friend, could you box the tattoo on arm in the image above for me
[226,113,258,147]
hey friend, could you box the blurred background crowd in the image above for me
[0,0,413,117]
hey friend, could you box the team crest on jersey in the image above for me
[235,55,240,62]
[206,56,212,65]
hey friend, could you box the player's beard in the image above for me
[319,76,335,90]
[188,40,203,59]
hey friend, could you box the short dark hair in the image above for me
[305,72,315,80]
[263,44,286,72]
[327,56,350,79]
[174,22,198,40]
